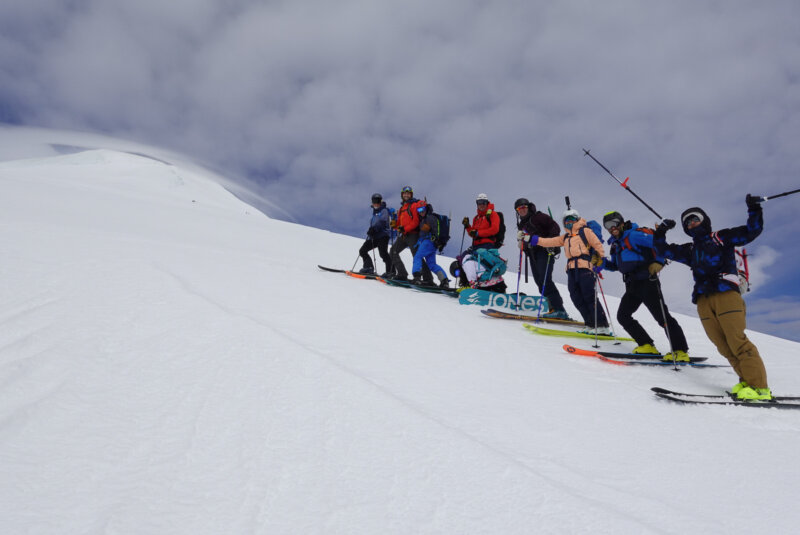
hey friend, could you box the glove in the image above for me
[468,229,478,238]
[528,235,539,246]
[517,230,525,241]
[648,262,664,276]
[655,219,675,238]
[367,227,376,238]
[390,220,397,229]
[592,265,603,275]
[746,193,763,210]
[397,226,404,234]
[590,254,604,267]
[462,217,470,228]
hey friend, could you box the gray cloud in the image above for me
[2,0,800,337]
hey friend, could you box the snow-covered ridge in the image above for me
[1,128,799,533]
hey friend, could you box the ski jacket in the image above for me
[604,222,663,281]
[538,218,604,271]
[468,203,501,248]
[653,206,763,303]
[396,197,424,234]
[368,202,391,239]
[518,210,560,252]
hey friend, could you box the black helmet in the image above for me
[514,197,530,209]
[602,211,624,230]
[371,193,382,204]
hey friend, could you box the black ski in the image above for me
[597,350,707,363]
[652,387,800,408]
[318,265,347,273]
[652,387,800,401]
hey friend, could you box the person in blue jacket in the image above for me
[653,196,769,401]
[411,203,450,288]
[358,193,392,275]
[601,211,689,361]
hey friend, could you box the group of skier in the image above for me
[357,185,774,401]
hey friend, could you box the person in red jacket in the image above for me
[458,193,507,291]
[463,193,501,248]
[388,186,433,282]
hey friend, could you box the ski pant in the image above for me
[390,232,432,282]
[567,267,608,328]
[526,247,565,312]
[412,239,447,281]
[359,235,391,273]
[617,277,688,352]
[697,290,768,388]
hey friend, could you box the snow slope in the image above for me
[1,130,799,534]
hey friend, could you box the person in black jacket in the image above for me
[654,195,769,400]
[514,198,568,318]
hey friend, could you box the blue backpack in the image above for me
[578,220,603,258]
[473,248,507,282]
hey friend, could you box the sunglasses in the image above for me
[515,205,528,213]
[476,200,489,205]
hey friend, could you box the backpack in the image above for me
[430,212,451,252]
[473,248,507,282]
[618,226,658,261]
[577,219,603,259]
[493,211,507,247]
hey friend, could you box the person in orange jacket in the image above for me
[388,185,433,282]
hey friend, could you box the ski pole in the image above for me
[350,251,361,272]
[592,271,600,348]
[515,246,523,310]
[653,275,678,371]
[583,149,664,221]
[536,251,553,321]
[595,273,622,346]
[459,226,466,255]
[751,187,800,202]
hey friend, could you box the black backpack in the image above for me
[492,211,506,247]
[430,212,451,252]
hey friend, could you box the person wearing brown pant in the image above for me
[653,195,770,400]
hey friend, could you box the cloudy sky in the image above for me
[2,0,799,339]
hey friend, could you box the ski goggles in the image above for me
[682,211,704,227]
[401,186,413,193]
[515,205,529,213]
[476,200,489,206]
[603,218,623,230]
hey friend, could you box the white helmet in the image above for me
[562,208,580,222]
[476,193,489,202]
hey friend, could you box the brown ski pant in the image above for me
[696,290,768,388]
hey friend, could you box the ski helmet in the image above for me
[603,211,624,231]
[476,193,489,203]
[562,208,580,223]
[514,198,530,209]
[401,185,413,194]
[371,193,383,204]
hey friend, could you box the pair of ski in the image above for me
[318,265,457,296]
[652,388,800,409]
[561,344,720,367]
